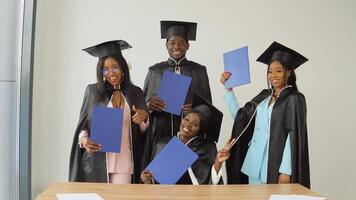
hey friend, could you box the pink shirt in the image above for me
[106,96,133,174]
[78,94,149,177]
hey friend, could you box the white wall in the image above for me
[0,0,19,199]
[32,0,356,199]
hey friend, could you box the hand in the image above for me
[278,173,291,184]
[81,136,101,153]
[141,169,153,184]
[220,71,231,85]
[216,137,237,163]
[214,137,237,173]
[148,96,166,112]
[132,105,149,124]
[181,103,192,112]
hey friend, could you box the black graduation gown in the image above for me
[151,136,222,184]
[68,83,148,183]
[142,58,212,167]
[226,87,310,188]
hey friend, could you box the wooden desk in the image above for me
[36,182,326,200]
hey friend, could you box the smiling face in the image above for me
[166,35,189,60]
[179,112,201,140]
[102,57,124,87]
[268,60,291,90]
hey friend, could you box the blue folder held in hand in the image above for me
[223,46,250,88]
[90,106,123,153]
[146,136,199,184]
[157,70,192,116]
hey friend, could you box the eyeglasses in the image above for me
[101,66,121,76]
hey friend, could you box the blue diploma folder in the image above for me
[90,106,123,153]
[157,70,192,115]
[146,136,198,184]
[223,46,250,88]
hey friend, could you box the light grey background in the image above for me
[32,0,356,199]
[0,0,20,199]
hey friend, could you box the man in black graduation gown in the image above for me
[142,21,212,166]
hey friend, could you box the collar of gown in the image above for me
[167,57,188,66]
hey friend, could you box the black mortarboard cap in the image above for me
[82,40,132,59]
[256,41,308,69]
[191,93,223,142]
[160,20,197,41]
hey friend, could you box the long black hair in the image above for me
[267,59,298,91]
[95,54,133,101]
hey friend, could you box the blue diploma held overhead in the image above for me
[223,46,251,88]
[157,70,192,116]
[146,136,199,184]
[90,106,123,153]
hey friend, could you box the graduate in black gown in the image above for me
[142,21,212,167]
[224,42,310,188]
[69,40,148,183]
[141,94,235,185]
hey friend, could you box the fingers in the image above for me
[132,105,142,123]
[132,115,141,124]
[132,109,148,124]
[220,71,232,84]
[142,170,153,176]
[149,96,166,111]
[218,147,230,157]
[132,111,142,124]
[216,149,230,163]
[181,103,192,112]
[132,116,143,124]
[84,139,101,153]
[223,71,232,79]
[132,105,137,113]
[88,141,101,150]
[141,170,154,184]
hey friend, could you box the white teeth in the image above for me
[183,127,190,132]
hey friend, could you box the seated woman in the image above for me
[141,94,235,185]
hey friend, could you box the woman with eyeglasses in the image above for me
[69,40,149,184]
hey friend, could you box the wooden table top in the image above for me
[36,182,326,200]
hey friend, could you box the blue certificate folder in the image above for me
[157,70,192,115]
[90,106,123,153]
[146,136,198,184]
[223,46,251,88]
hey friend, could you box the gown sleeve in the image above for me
[143,69,153,103]
[290,93,310,188]
[211,165,223,185]
[69,84,93,181]
[279,133,292,175]
[200,67,212,103]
